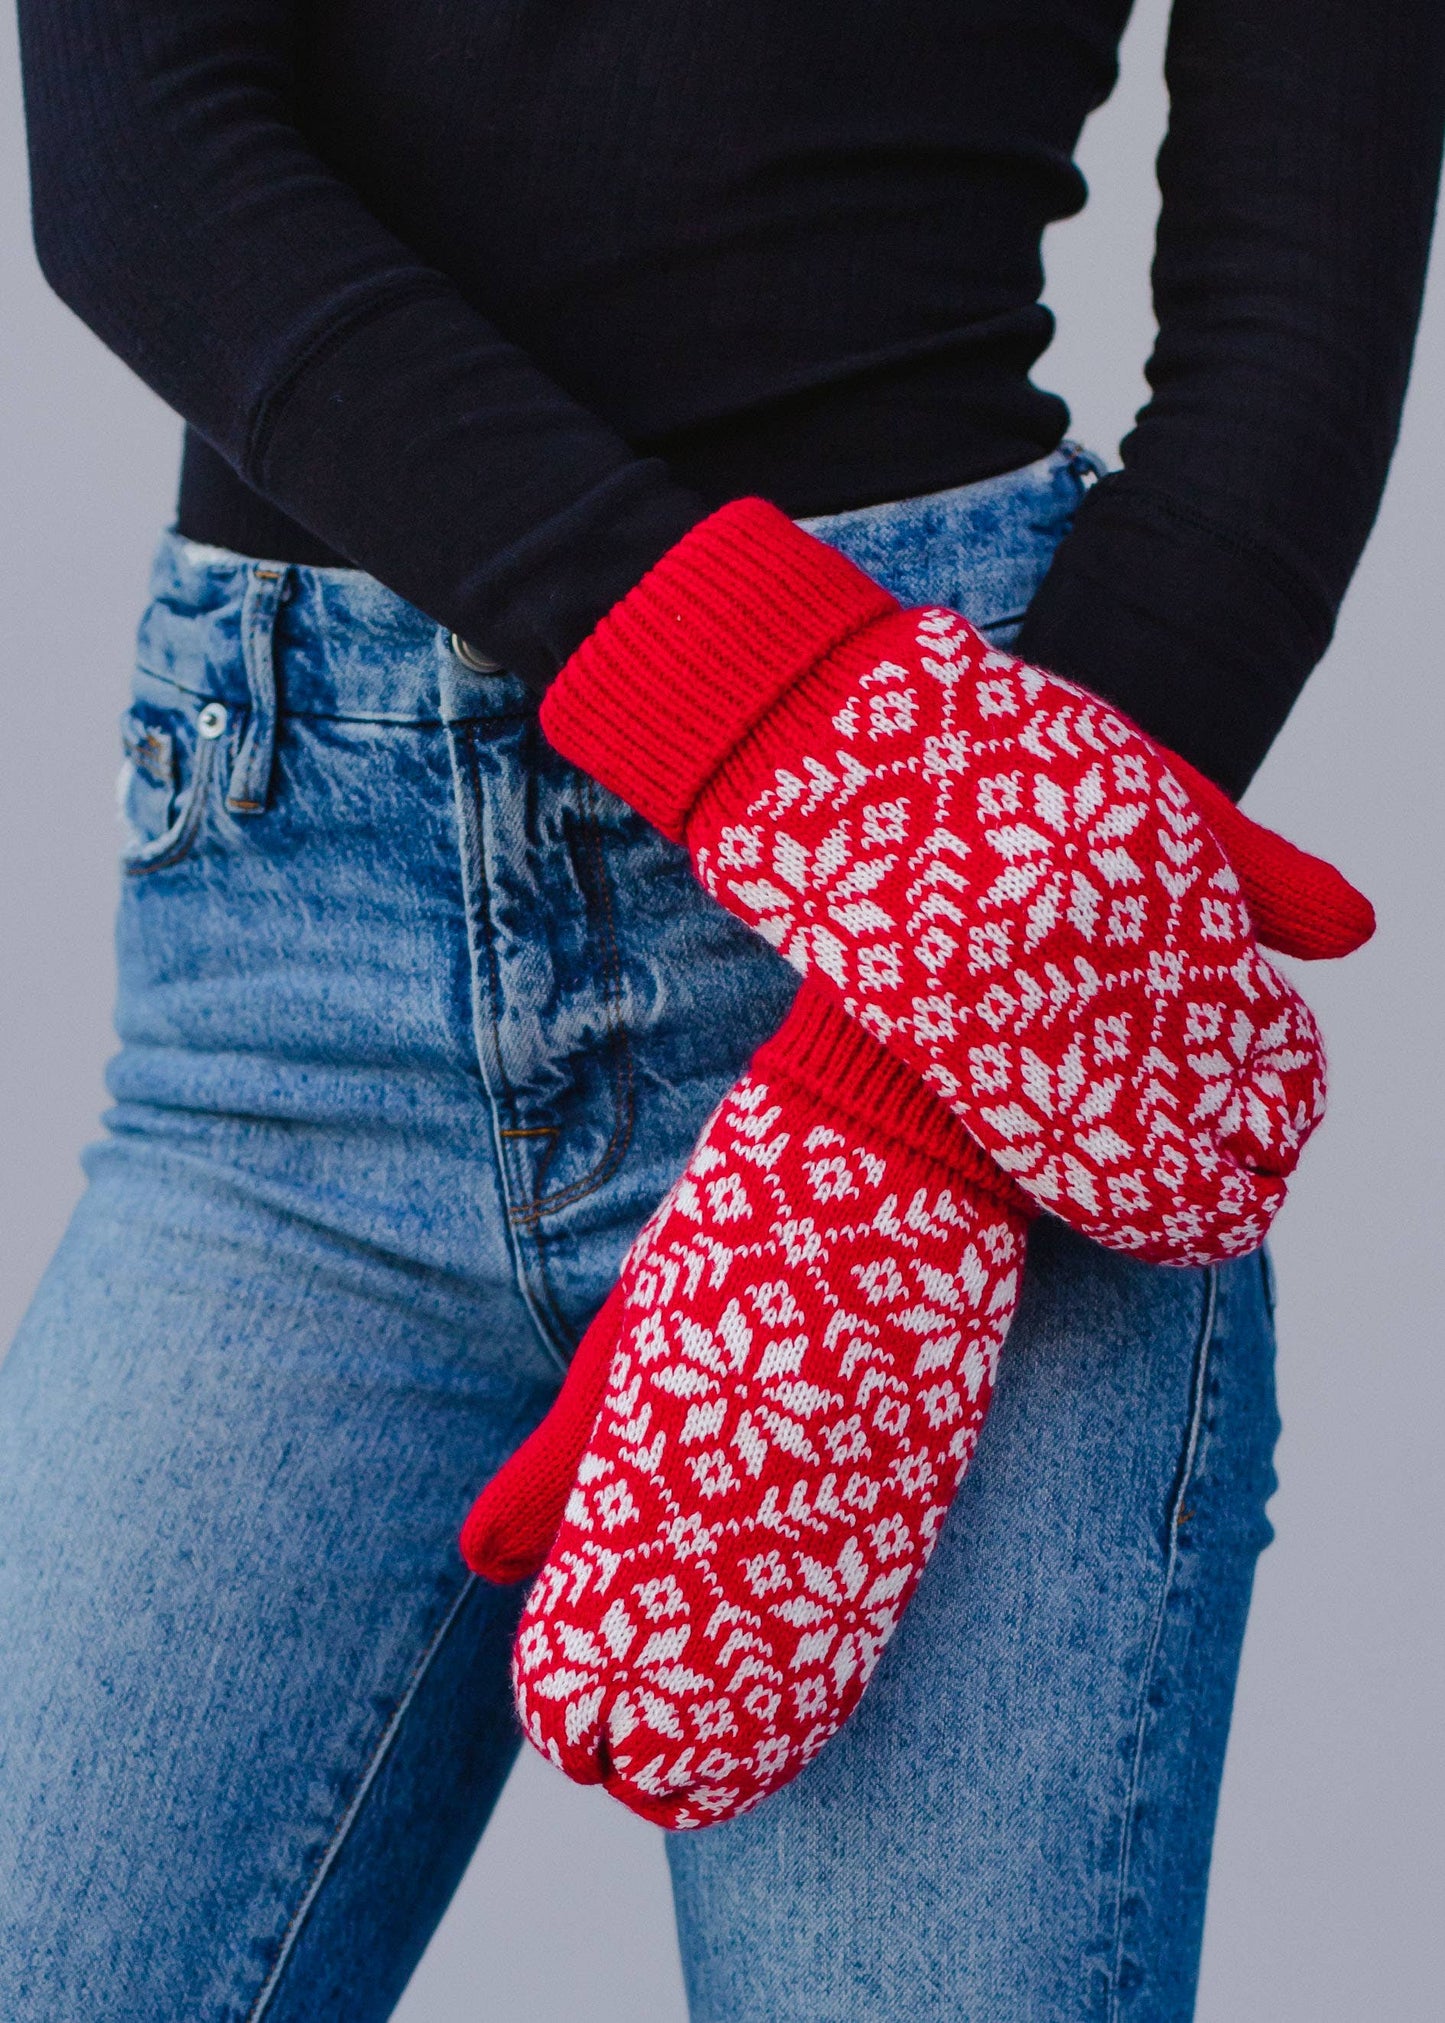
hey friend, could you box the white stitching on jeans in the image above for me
[243,1575,479,2022]
[1107,1266,1218,2020]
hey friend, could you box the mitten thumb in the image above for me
[1166,750,1375,961]
[460,1281,627,1583]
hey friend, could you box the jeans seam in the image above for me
[449,723,573,1375]
[122,726,220,876]
[508,776,636,1226]
[240,1575,480,2023]
[1107,1265,1218,2021]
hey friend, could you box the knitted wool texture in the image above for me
[542,498,1373,1266]
[464,988,1031,1828]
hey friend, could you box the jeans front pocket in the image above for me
[119,680,228,876]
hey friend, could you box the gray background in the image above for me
[2,2,1441,2016]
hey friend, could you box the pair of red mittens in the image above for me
[463,498,1374,1827]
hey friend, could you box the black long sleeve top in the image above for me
[17,0,1445,794]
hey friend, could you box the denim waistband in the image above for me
[137,444,1104,726]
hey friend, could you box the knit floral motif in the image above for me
[509,1043,1028,1828]
[688,610,1326,1264]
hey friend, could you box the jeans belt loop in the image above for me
[227,562,290,816]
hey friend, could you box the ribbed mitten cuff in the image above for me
[758,987,1033,1216]
[539,497,898,839]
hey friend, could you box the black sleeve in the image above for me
[1015,0,1445,795]
[15,0,706,690]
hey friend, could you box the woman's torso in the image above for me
[180,0,1130,560]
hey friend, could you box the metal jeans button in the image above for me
[197,702,228,739]
[450,633,505,674]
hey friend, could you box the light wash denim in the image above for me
[0,448,1280,2022]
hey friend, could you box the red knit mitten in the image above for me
[542,499,1373,1266]
[462,986,1031,1827]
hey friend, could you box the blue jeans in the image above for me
[0,448,1280,2022]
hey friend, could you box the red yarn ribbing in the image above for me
[540,497,896,839]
